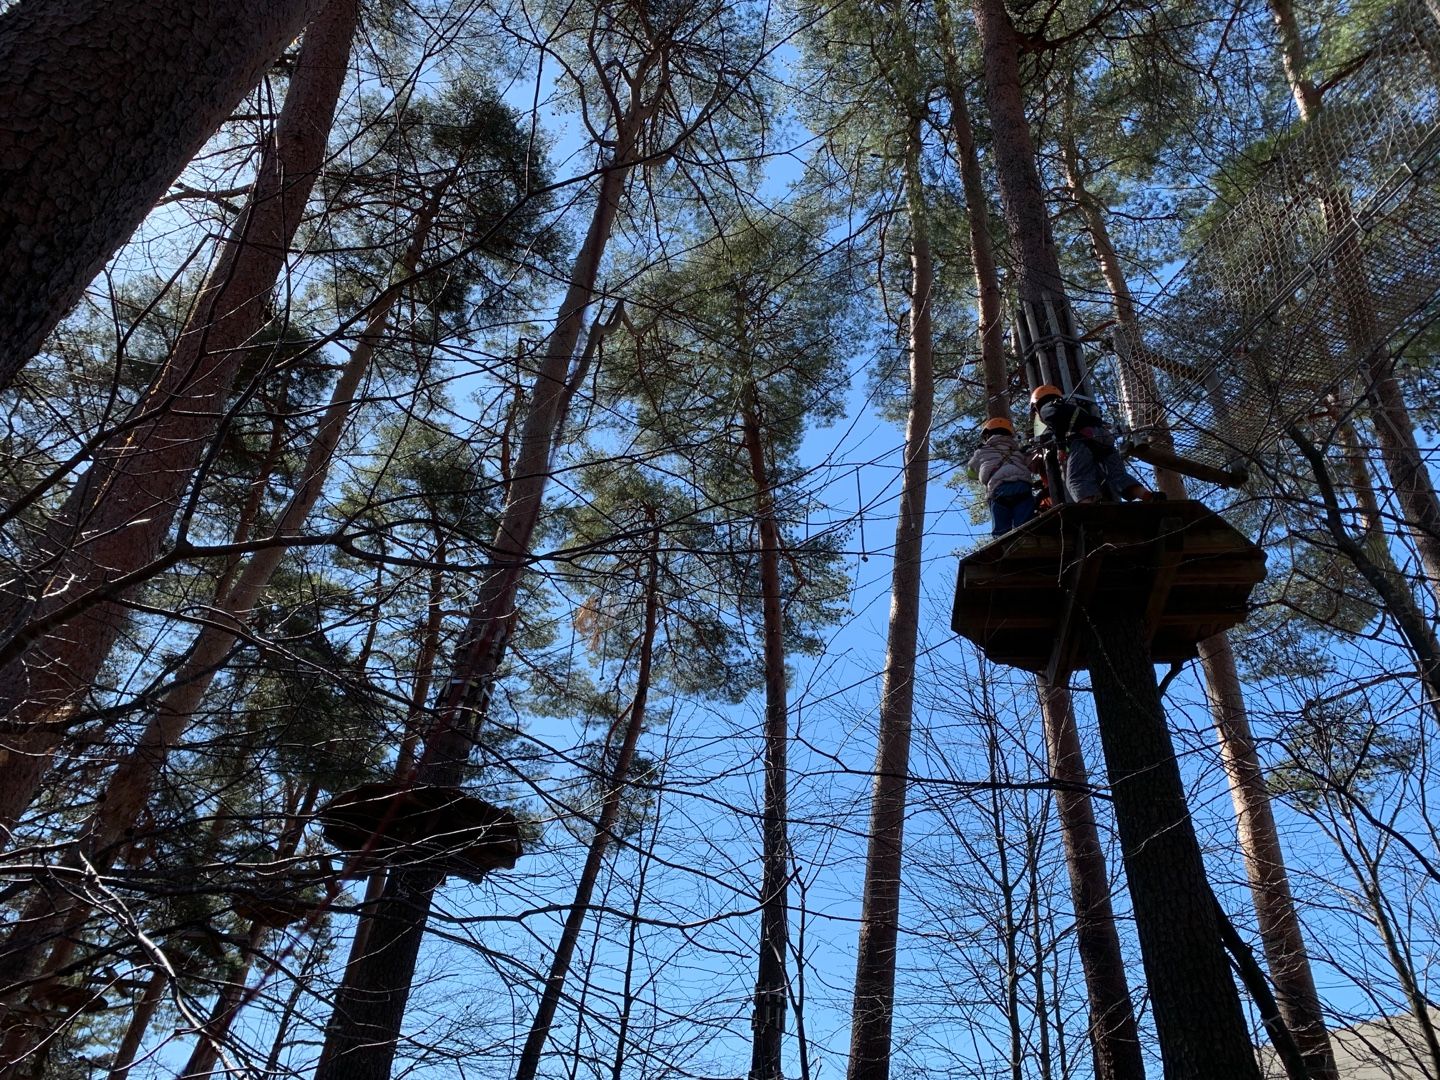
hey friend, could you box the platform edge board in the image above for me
[951,500,1265,672]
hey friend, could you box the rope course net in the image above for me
[1114,0,1440,475]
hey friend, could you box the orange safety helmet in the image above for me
[1029,384,1062,407]
[979,416,1014,436]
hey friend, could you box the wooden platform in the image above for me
[318,781,524,883]
[951,500,1265,679]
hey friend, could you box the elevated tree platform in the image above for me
[951,499,1265,682]
[319,781,523,883]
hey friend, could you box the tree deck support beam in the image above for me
[1124,439,1249,489]
[1045,526,1106,685]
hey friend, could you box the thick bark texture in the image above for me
[973,0,1092,426]
[1085,605,1261,1080]
[314,868,443,1080]
[1064,151,1337,1080]
[846,117,934,1080]
[935,0,1007,419]
[514,542,660,1080]
[970,9,1148,1072]
[0,0,327,380]
[0,0,359,836]
[1036,681,1146,1080]
[743,394,791,1080]
[313,98,643,1077]
[972,0,1065,311]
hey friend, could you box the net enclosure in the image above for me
[1112,0,1440,475]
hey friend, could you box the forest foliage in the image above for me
[1,0,1438,1077]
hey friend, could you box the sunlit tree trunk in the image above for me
[312,87,650,1080]
[741,389,792,1080]
[847,113,933,1080]
[0,0,359,834]
[514,536,660,1080]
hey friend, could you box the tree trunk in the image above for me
[1036,681,1146,1080]
[1063,145,1337,1080]
[935,0,1007,420]
[846,114,934,1080]
[742,392,792,1080]
[0,0,359,834]
[313,90,646,1079]
[973,0,1095,411]
[972,0,1065,312]
[0,190,423,1006]
[1199,635,1337,1080]
[967,2,1215,1077]
[314,867,444,1080]
[514,538,660,1080]
[1085,605,1261,1079]
[179,923,268,1078]
[107,967,169,1080]
[0,0,328,379]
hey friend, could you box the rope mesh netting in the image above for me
[1114,0,1440,474]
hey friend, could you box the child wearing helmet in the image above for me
[967,416,1038,536]
[1029,385,1155,504]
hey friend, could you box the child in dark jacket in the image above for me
[1029,385,1155,504]
[966,416,1037,536]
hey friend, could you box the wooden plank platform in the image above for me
[318,781,523,883]
[951,500,1265,678]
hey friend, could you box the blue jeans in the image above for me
[990,481,1036,536]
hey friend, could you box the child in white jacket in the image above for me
[966,416,1037,537]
